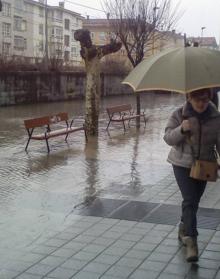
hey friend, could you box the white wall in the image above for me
[0,0,83,64]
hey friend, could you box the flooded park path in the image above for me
[2,93,218,255]
[0,94,182,242]
[1,93,220,278]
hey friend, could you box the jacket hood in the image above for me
[182,101,220,120]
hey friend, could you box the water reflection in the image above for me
[129,131,143,194]
[25,148,82,176]
[0,93,185,213]
[83,136,100,205]
[105,129,146,197]
[0,93,190,259]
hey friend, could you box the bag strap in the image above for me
[182,108,200,161]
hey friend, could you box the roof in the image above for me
[162,30,183,39]
[83,18,184,40]
[83,18,113,27]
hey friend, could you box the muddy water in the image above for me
[0,93,184,252]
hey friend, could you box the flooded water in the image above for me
[0,93,185,254]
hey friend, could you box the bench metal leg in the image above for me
[25,128,34,151]
[128,119,131,128]
[45,138,50,153]
[122,119,126,132]
[25,139,31,151]
[25,137,31,151]
[143,115,147,127]
[106,120,111,130]
[84,127,88,141]
[65,133,69,142]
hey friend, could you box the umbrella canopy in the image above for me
[122,47,220,94]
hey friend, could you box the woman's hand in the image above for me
[181,120,191,132]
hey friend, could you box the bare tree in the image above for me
[74,29,122,135]
[103,0,181,123]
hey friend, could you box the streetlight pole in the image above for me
[201,26,206,46]
[44,0,49,69]
[152,6,159,55]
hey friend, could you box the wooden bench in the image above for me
[24,112,87,152]
[106,104,147,131]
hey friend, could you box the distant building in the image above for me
[83,17,184,65]
[83,17,130,67]
[188,37,218,49]
[0,0,84,64]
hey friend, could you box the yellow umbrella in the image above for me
[122,47,220,94]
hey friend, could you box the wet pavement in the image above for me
[1,93,220,278]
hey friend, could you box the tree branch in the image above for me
[98,40,122,58]
[103,0,182,67]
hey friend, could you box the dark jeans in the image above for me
[173,165,207,237]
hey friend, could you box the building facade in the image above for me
[83,17,130,67]
[83,18,184,66]
[0,0,83,64]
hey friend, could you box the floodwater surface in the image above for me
[0,93,184,254]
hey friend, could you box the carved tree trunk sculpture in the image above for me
[74,29,122,135]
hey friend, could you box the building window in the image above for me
[39,7,44,17]
[52,10,62,22]
[2,2,11,17]
[22,20,27,31]
[71,30,76,42]
[56,50,62,58]
[56,28,63,39]
[2,23,11,37]
[14,0,24,13]
[64,19,70,30]
[14,16,22,31]
[64,35,70,47]
[14,36,26,50]
[14,19,27,32]
[64,51,70,61]
[99,32,106,41]
[71,46,76,57]
[24,38,27,49]
[2,42,10,55]
[52,42,63,58]
[38,41,43,52]
[51,27,63,39]
[39,24,43,35]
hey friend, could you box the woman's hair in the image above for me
[186,88,219,109]
[188,88,212,99]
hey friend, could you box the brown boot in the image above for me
[183,236,198,262]
[178,222,186,245]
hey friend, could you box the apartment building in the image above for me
[0,0,84,64]
[83,18,184,65]
[83,17,129,66]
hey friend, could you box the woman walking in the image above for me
[164,88,220,262]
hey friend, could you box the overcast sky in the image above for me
[48,0,220,42]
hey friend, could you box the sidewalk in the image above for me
[1,189,220,279]
[1,95,220,278]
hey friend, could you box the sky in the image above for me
[48,0,220,43]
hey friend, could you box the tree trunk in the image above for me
[74,29,121,135]
[85,56,101,135]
